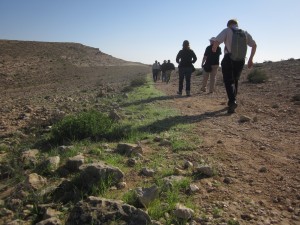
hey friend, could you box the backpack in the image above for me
[229,28,247,61]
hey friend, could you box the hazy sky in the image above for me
[1,0,299,66]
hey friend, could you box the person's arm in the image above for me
[176,51,181,64]
[247,43,257,68]
[201,56,207,67]
[212,41,220,53]
[191,51,197,63]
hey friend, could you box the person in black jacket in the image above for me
[176,40,197,96]
[165,60,175,83]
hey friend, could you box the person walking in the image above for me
[165,60,175,83]
[161,60,167,82]
[201,37,222,93]
[212,19,257,113]
[176,40,197,96]
[152,60,160,82]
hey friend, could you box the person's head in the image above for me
[155,60,157,63]
[164,60,167,63]
[182,40,190,50]
[209,37,216,44]
[168,60,170,63]
[227,19,238,28]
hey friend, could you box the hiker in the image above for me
[201,37,222,93]
[176,40,197,96]
[161,60,167,82]
[165,60,175,83]
[212,19,257,113]
[152,60,160,82]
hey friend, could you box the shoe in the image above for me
[227,102,238,114]
[177,91,182,96]
[186,91,191,96]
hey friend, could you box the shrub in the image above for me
[247,69,268,83]
[50,110,114,144]
[129,76,147,87]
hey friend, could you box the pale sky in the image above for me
[0,0,299,66]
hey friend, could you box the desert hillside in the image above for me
[0,40,151,135]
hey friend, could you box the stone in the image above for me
[65,154,84,172]
[26,173,47,190]
[141,168,155,177]
[173,203,194,220]
[135,185,159,207]
[66,197,151,225]
[194,165,215,178]
[239,115,251,123]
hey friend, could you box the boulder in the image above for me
[66,196,151,225]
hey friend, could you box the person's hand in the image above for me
[247,58,254,68]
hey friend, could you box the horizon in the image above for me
[1,0,299,66]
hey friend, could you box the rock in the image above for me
[26,173,47,190]
[183,160,193,169]
[7,220,26,225]
[65,154,84,172]
[46,156,61,171]
[36,217,62,225]
[135,185,159,207]
[194,165,215,178]
[58,145,74,152]
[223,177,234,184]
[116,143,143,156]
[259,166,267,173]
[239,115,251,123]
[79,162,124,188]
[116,182,127,189]
[162,175,186,190]
[173,203,194,220]
[127,158,138,167]
[188,184,200,193]
[66,197,151,225]
[141,168,155,177]
[21,149,39,167]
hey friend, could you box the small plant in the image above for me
[129,76,147,87]
[50,110,114,144]
[247,69,268,83]
[227,219,240,225]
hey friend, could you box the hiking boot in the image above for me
[177,91,182,96]
[186,91,191,96]
[227,102,238,114]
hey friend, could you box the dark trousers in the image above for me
[178,67,193,93]
[221,54,245,105]
[152,69,159,82]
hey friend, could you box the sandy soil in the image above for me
[154,60,300,224]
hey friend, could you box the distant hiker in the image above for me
[165,60,175,83]
[157,62,162,81]
[176,40,197,96]
[212,19,257,113]
[152,60,160,82]
[161,60,167,82]
[201,37,222,93]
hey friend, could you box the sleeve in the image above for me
[176,50,182,63]
[191,50,197,63]
[246,31,256,47]
[215,28,228,44]
[204,46,210,57]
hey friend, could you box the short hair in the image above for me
[227,19,238,27]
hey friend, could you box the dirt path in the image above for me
[155,65,300,224]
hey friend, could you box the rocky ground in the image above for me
[155,59,300,224]
[0,40,299,224]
